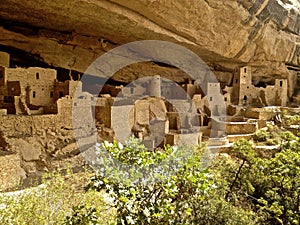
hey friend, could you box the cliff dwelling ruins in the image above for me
[0,49,298,190]
[1,1,300,224]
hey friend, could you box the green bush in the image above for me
[82,137,257,225]
[85,137,216,224]
[266,138,278,146]
[0,169,115,225]
[3,134,300,225]
[64,204,101,225]
[68,134,300,225]
[284,115,300,126]
[216,138,300,225]
[254,130,270,142]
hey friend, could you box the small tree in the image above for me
[225,139,257,200]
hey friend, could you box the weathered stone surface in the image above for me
[166,132,201,146]
[0,0,299,83]
[11,139,42,161]
[244,107,281,120]
[112,105,134,142]
[227,133,253,143]
[0,111,88,183]
[226,121,258,135]
[0,153,22,190]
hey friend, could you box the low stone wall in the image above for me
[0,114,59,137]
[225,121,257,135]
[227,134,253,143]
[244,107,280,120]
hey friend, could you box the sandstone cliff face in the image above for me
[0,0,299,85]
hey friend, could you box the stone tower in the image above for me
[150,75,161,97]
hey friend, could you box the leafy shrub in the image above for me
[64,204,100,225]
[0,169,115,225]
[251,148,300,225]
[78,137,260,225]
[85,137,217,224]
[266,138,278,146]
[284,115,300,126]
[218,137,300,225]
[254,130,270,142]
[280,130,296,142]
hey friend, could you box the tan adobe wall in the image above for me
[231,66,252,105]
[244,108,278,120]
[263,85,278,106]
[231,72,239,105]
[241,85,258,105]
[226,121,257,135]
[166,132,201,146]
[4,67,57,107]
[67,80,82,97]
[207,83,221,102]
[183,83,196,98]
[260,84,285,106]
[133,99,150,125]
[57,96,73,127]
[5,67,56,83]
[0,96,92,136]
[53,80,81,101]
[121,84,146,97]
[95,105,112,128]
[150,75,161,97]
[28,83,55,106]
[111,105,135,142]
[207,83,224,116]
[0,109,7,115]
[224,92,231,105]
[232,66,288,106]
[237,66,253,105]
[59,94,94,130]
[161,83,187,100]
[161,84,174,99]
[0,52,9,67]
[275,79,288,106]
[95,97,114,128]
[240,79,288,107]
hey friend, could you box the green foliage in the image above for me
[0,169,115,225]
[218,136,300,225]
[71,137,294,224]
[253,125,282,146]
[279,131,298,151]
[86,137,216,224]
[232,139,257,162]
[255,149,300,224]
[266,138,278,146]
[254,129,270,142]
[5,133,299,225]
[64,205,100,225]
[284,115,300,126]
[190,197,257,225]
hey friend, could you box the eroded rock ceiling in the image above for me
[0,0,299,85]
